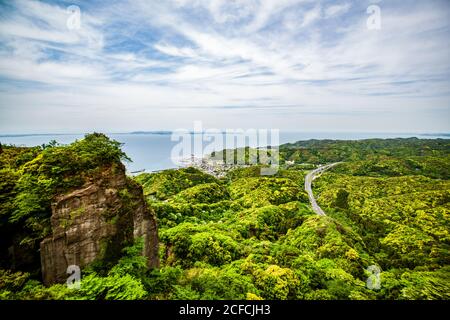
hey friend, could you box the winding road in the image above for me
[304,162,341,216]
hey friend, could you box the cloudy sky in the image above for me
[0,0,449,133]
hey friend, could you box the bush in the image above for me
[253,265,300,300]
[189,232,238,266]
[160,223,240,267]
[178,263,259,300]
[171,183,229,204]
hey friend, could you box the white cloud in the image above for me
[244,0,312,33]
[0,0,103,48]
[203,0,258,24]
[154,43,198,58]
[0,0,449,133]
[324,3,351,18]
[300,5,322,27]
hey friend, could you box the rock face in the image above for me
[40,164,159,285]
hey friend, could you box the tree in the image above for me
[335,189,349,209]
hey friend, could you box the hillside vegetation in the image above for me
[131,138,450,300]
[0,137,449,299]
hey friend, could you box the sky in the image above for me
[0,0,449,134]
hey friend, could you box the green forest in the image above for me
[0,135,449,300]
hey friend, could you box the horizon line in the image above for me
[1,131,450,138]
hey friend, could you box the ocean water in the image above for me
[0,132,447,173]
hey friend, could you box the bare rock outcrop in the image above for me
[40,164,159,285]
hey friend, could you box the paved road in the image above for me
[304,162,341,216]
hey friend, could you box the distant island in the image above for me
[420,133,450,137]
[129,131,173,135]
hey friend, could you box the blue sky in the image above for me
[0,0,449,133]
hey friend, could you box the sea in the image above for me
[0,132,448,173]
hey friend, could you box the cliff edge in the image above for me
[40,163,159,285]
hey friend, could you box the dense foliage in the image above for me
[279,138,449,164]
[1,137,449,300]
[0,133,129,272]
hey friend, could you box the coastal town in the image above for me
[178,154,245,178]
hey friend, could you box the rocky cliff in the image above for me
[40,163,159,285]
